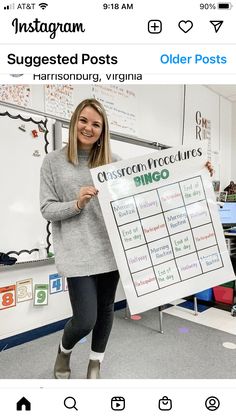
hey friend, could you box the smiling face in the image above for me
[77,106,103,151]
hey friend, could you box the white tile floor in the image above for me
[163,299,236,335]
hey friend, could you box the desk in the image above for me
[189,233,236,311]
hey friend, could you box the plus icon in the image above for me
[148,20,162,34]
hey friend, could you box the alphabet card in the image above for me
[91,141,235,314]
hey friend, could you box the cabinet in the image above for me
[189,235,236,311]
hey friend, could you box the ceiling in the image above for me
[205,85,236,102]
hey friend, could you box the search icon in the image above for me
[64,396,78,411]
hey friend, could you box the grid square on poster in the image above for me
[110,175,224,298]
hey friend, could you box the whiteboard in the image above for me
[0,106,54,262]
[110,138,156,159]
[56,125,157,159]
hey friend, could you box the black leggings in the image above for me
[62,270,119,353]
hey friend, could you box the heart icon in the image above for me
[178,20,193,33]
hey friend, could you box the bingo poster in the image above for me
[91,141,235,314]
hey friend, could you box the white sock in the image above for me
[89,350,104,363]
[60,342,72,354]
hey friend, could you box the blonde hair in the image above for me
[67,98,112,167]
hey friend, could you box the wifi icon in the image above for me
[39,2,48,9]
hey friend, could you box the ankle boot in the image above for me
[86,360,101,379]
[54,346,71,379]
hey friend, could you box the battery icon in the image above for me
[218,2,233,8]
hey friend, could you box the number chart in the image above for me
[34,284,48,306]
[49,273,63,294]
[0,285,16,310]
[16,279,33,303]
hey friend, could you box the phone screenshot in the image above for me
[0,0,236,417]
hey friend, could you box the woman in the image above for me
[40,98,120,379]
[40,97,214,380]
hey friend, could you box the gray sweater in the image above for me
[40,147,119,277]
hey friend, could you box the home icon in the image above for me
[16,397,31,411]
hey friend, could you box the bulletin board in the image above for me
[0,106,54,263]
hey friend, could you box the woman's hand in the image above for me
[205,161,214,177]
[77,186,98,209]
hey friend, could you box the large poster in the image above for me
[45,85,74,119]
[0,85,32,108]
[91,141,235,314]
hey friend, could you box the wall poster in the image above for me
[0,85,31,108]
[45,85,74,119]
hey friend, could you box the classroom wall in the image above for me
[184,85,220,151]
[220,96,232,188]
[0,84,233,342]
[133,85,183,145]
[15,85,184,146]
[1,85,232,154]
[2,85,232,173]
[0,264,71,339]
[231,102,236,182]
